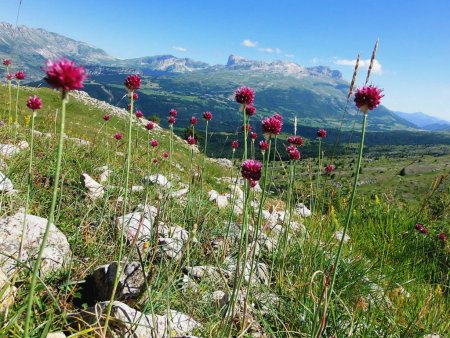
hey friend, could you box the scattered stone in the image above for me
[203,290,228,308]
[0,144,20,158]
[0,171,14,192]
[0,158,7,170]
[64,136,90,146]
[208,158,233,168]
[208,189,219,201]
[131,185,145,192]
[294,203,311,217]
[216,195,229,208]
[170,187,189,198]
[115,211,154,245]
[0,268,16,313]
[143,174,171,189]
[224,258,269,286]
[95,166,112,183]
[0,212,71,277]
[18,140,29,150]
[334,231,350,243]
[46,332,66,338]
[80,173,104,200]
[158,226,189,260]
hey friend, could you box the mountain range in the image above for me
[1,21,448,133]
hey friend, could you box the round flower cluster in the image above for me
[231,140,239,149]
[44,58,86,91]
[6,74,13,81]
[316,129,327,139]
[241,159,262,182]
[325,164,335,174]
[288,135,304,146]
[103,114,110,122]
[242,124,252,132]
[259,140,269,153]
[26,95,42,110]
[135,111,143,118]
[169,109,177,117]
[415,223,429,234]
[146,122,154,130]
[437,232,447,242]
[203,111,213,121]
[124,74,141,91]
[2,59,11,66]
[132,92,138,100]
[287,145,300,160]
[250,132,257,140]
[187,135,197,145]
[190,116,198,125]
[168,116,176,125]
[354,85,384,112]
[15,71,25,80]
[114,132,123,140]
[262,114,283,137]
[150,139,158,147]
[235,86,255,105]
[245,105,256,116]
[163,152,169,158]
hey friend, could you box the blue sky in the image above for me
[1,0,449,120]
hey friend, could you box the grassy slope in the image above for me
[0,85,449,337]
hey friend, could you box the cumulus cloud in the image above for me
[258,47,282,54]
[241,39,258,47]
[335,58,383,74]
[172,46,187,52]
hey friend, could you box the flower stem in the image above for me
[315,139,322,212]
[24,92,68,338]
[13,80,20,140]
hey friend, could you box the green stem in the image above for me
[316,139,322,212]
[24,92,68,337]
[242,104,247,160]
[328,113,368,300]
[13,81,20,140]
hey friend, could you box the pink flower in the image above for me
[168,116,176,124]
[231,140,239,149]
[250,131,257,139]
[44,59,86,91]
[287,145,300,160]
[132,92,138,100]
[127,104,131,111]
[135,110,144,118]
[325,164,335,174]
[2,59,11,66]
[152,158,158,165]
[242,124,252,132]
[262,114,283,137]
[316,129,327,139]
[169,109,177,117]
[437,232,447,242]
[163,152,169,158]
[124,74,141,91]
[249,179,258,188]
[150,139,158,147]
[15,71,25,80]
[26,95,42,110]
[241,159,262,181]
[288,135,304,146]
[6,74,13,81]
[273,113,283,122]
[190,116,198,125]
[246,105,256,116]
[103,114,110,122]
[235,86,255,105]
[114,132,123,140]
[203,111,213,121]
[414,223,428,235]
[354,85,384,112]
[146,122,154,130]
[259,140,269,153]
[187,135,197,145]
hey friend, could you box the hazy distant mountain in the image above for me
[393,111,450,131]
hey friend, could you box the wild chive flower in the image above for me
[124,74,141,91]
[135,110,143,118]
[132,92,138,100]
[146,122,154,130]
[2,59,11,66]
[262,114,283,137]
[287,145,300,160]
[190,116,198,125]
[187,135,197,145]
[203,111,213,121]
[26,95,42,110]
[163,152,169,158]
[325,164,335,174]
[354,85,384,112]
[259,140,269,154]
[114,132,123,140]
[246,105,256,116]
[437,233,447,242]
[150,139,158,147]
[231,140,239,149]
[127,104,131,111]
[169,109,178,117]
[241,159,262,181]
[288,135,304,146]
[235,86,255,105]
[6,74,13,80]
[317,129,327,139]
[250,132,257,139]
[44,59,86,91]
[152,158,158,164]
[242,124,252,132]
[15,71,25,80]
[103,114,110,122]
[415,223,428,234]
[273,113,283,122]
[168,116,176,124]
[249,179,257,188]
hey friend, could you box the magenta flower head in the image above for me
[6,74,13,81]
[114,132,123,140]
[288,135,304,146]
[127,104,131,111]
[150,139,158,147]
[250,131,257,140]
[203,111,213,121]
[44,59,86,91]
[168,116,176,125]
[354,85,384,113]
[325,164,335,174]
[262,114,283,138]
[169,108,177,117]
[26,95,42,110]
[132,92,138,100]
[259,140,269,154]
[437,233,447,242]
[2,59,11,66]
[135,110,143,118]
[287,145,300,160]
[124,74,141,91]
[235,86,255,105]
[15,71,25,80]
[246,105,256,116]
[242,124,252,132]
[152,158,158,165]
[414,223,428,235]
[273,113,283,122]
[231,140,239,149]
[103,114,110,122]
[190,116,198,125]
[187,135,197,145]
[317,129,327,139]
[146,122,154,130]
[163,151,169,158]
[249,179,258,188]
[241,159,262,181]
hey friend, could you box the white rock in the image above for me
[0,159,7,170]
[208,158,233,168]
[253,183,262,193]
[46,332,66,338]
[143,174,171,189]
[0,268,16,313]
[0,212,71,277]
[158,226,189,261]
[0,171,14,192]
[0,144,20,158]
[334,231,350,243]
[170,188,189,198]
[216,195,229,208]
[167,310,201,336]
[115,212,154,245]
[18,140,29,150]
[229,185,244,201]
[208,189,219,201]
[295,203,311,217]
[131,185,145,192]
[80,173,104,200]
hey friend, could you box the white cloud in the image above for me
[172,46,187,52]
[335,58,383,74]
[241,39,258,47]
[285,53,295,58]
[258,47,282,54]
[311,57,319,64]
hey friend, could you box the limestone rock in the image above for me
[0,268,16,313]
[294,203,311,217]
[0,144,20,158]
[46,332,67,338]
[143,174,171,189]
[334,231,350,243]
[170,187,188,198]
[80,173,104,200]
[158,225,189,261]
[208,158,233,168]
[115,211,154,245]
[0,171,14,192]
